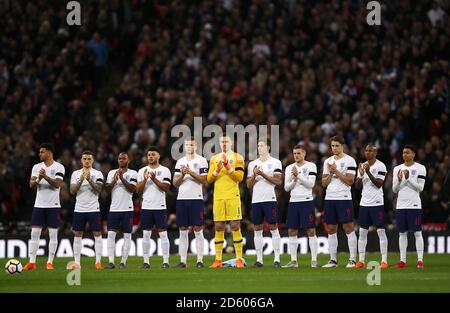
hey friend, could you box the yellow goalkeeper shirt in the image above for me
[207,151,245,200]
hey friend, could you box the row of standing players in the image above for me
[22,135,426,270]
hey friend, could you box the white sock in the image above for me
[415,231,424,261]
[377,229,388,263]
[107,231,116,264]
[179,230,189,264]
[309,235,318,262]
[94,236,103,263]
[254,230,264,263]
[121,233,132,264]
[399,232,408,262]
[47,228,58,264]
[288,236,298,262]
[358,228,368,263]
[160,231,170,264]
[270,229,281,263]
[194,230,204,263]
[73,236,82,264]
[347,231,357,261]
[29,228,42,263]
[142,230,151,264]
[328,233,338,261]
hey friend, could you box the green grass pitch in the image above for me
[1,253,450,292]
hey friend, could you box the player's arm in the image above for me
[260,171,282,186]
[321,161,333,188]
[392,168,405,193]
[40,170,64,189]
[405,168,426,192]
[300,170,316,189]
[334,162,356,186]
[284,166,297,192]
[136,170,147,194]
[173,172,184,188]
[87,174,103,194]
[207,158,221,183]
[104,172,117,193]
[355,164,364,189]
[120,172,137,193]
[187,166,208,186]
[70,173,84,195]
[30,176,39,189]
[229,155,245,182]
[246,163,256,189]
[152,174,171,192]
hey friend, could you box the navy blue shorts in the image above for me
[396,209,422,232]
[72,212,102,232]
[31,207,61,228]
[176,200,204,227]
[141,209,168,230]
[108,211,134,233]
[251,201,278,225]
[359,205,385,228]
[286,201,316,230]
[324,200,353,225]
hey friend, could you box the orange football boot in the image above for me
[209,259,223,268]
[23,262,37,271]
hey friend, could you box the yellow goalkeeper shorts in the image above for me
[213,198,242,222]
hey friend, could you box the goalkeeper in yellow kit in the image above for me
[207,136,245,268]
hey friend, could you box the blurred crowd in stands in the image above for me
[1,0,449,235]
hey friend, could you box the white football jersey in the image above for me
[393,162,426,210]
[247,157,282,203]
[285,161,317,202]
[31,161,65,208]
[138,165,171,210]
[174,154,208,200]
[358,159,387,206]
[107,168,138,212]
[70,168,104,212]
[323,154,357,200]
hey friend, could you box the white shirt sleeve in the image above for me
[323,160,330,176]
[70,171,78,185]
[346,157,357,175]
[407,166,426,192]
[199,158,208,175]
[31,164,39,178]
[247,161,255,178]
[95,171,104,183]
[376,163,387,180]
[162,168,172,185]
[392,166,405,193]
[284,165,296,192]
[174,160,182,177]
[137,168,145,183]
[106,170,114,184]
[55,164,65,180]
[274,160,282,175]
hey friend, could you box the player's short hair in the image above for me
[119,151,129,156]
[403,144,416,153]
[366,143,377,149]
[147,146,161,154]
[81,150,94,157]
[329,135,345,145]
[293,144,307,153]
[40,143,54,153]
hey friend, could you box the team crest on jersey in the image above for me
[193,163,198,169]
[230,159,234,164]
[340,163,345,169]
[371,168,376,174]
[50,169,55,176]
[157,171,162,175]
[268,164,273,169]
[411,170,416,176]
[302,168,307,174]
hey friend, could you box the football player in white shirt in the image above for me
[321,135,358,268]
[136,146,172,269]
[69,151,104,270]
[246,141,282,268]
[391,145,426,269]
[282,145,319,268]
[104,152,138,269]
[173,137,208,268]
[354,144,389,269]
[24,143,65,271]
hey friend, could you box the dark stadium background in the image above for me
[0,0,448,240]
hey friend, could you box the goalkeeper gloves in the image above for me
[222,154,234,174]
